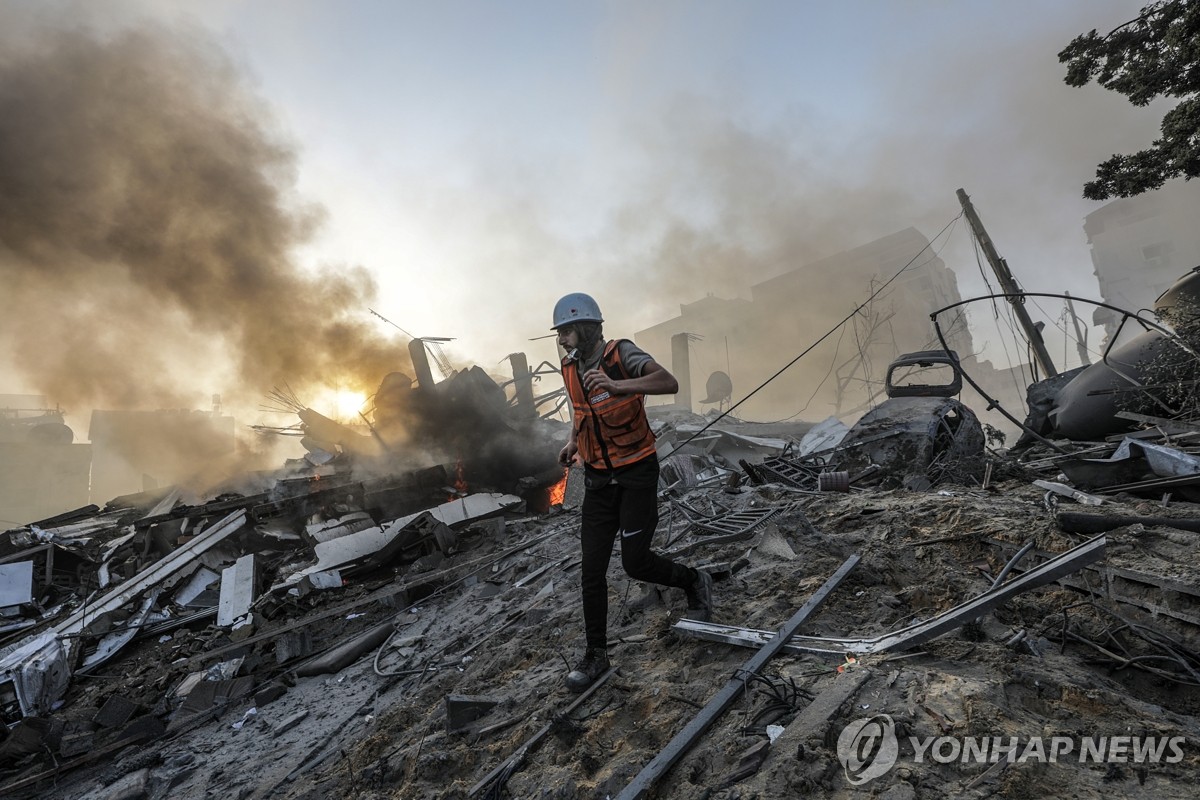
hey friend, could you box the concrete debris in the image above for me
[5,355,1200,800]
[302,511,376,546]
[216,554,257,627]
[271,709,309,737]
[674,534,1107,656]
[796,416,849,457]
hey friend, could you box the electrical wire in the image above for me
[664,212,963,451]
[749,216,962,424]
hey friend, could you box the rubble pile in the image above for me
[5,336,1200,799]
[0,400,1198,799]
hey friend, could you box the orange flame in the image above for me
[453,457,468,495]
[548,468,568,506]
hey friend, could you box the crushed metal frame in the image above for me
[931,293,1198,449]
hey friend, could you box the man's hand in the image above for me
[583,361,678,397]
[558,440,579,467]
[582,368,622,396]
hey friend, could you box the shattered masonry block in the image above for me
[445,694,501,733]
[229,613,256,641]
[254,682,288,708]
[274,629,314,665]
[93,695,139,729]
[298,569,343,595]
[271,709,310,738]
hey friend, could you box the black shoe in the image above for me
[685,570,714,623]
[565,647,610,693]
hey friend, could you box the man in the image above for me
[552,292,714,692]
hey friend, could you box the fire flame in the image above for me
[453,457,468,495]
[548,468,568,506]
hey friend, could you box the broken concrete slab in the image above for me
[172,676,255,723]
[297,569,343,595]
[217,553,257,627]
[171,566,220,608]
[272,709,310,737]
[112,714,166,745]
[409,492,523,529]
[303,511,376,546]
[254,681,289,708]
[279,493,520,588]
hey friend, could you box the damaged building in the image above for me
[1087,178,1200,341]
[635,228,1029,426]
[0,397,91,528]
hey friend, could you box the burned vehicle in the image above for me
[837,350,986,489]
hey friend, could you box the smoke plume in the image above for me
[0,23,405,417]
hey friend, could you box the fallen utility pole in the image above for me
[615,554,861,800]
[957,188,1058,378]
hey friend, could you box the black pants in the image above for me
[580,467,695,649]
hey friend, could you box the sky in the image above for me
[0,0,1178,432]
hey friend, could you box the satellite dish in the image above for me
[701,371,732,404]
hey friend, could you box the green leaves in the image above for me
[1060,1,1200,197]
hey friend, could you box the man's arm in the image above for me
[582,359,678,397]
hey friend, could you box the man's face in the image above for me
[556,324,580,352]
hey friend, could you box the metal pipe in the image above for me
[615,554,861,800]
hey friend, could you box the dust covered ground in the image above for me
[28,477,1200,800]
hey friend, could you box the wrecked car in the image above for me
[837,350,986,489]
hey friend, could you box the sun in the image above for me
[334,390,367,420]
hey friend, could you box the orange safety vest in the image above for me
[562,340,657,470]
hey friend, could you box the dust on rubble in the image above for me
[34,480,1200,800]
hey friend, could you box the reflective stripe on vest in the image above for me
[562,340,657,470]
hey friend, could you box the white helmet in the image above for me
[551,292,603,330]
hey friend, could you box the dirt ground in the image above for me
[17,473,1200,800]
